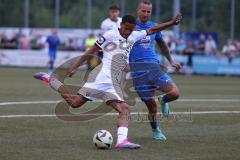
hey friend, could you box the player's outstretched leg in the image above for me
[33,72,88,108]
[144,99,166,140]
[109,101,141,149]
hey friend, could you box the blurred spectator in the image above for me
[0,34,18,49]
[183,40,195,66]
[196,34,205,53]
[31,34,44,50]
[65,37,75,51]
[222,39,238,63]
[9,34,18,49]
[205,35,218,55]
[75,36,85,51]
[85,33,100,69]
[85,33,96,50]
[175,35,186,54]
[19,34,30,49]
[0,33,5,48]
[234,40,240,52]
[101,4,121,33]
[167,35,177,54]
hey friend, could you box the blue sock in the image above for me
[150,121,158,130]
[162,95,171,103]
[49,60,54,70]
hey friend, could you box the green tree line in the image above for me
[0,0,239,44]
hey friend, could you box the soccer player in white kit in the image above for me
[34,14,182,149]
[101,4,122,33]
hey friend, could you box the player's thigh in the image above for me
[155,73,179,93]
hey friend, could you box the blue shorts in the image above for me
[130,62,174,101]
[48,50,57,60]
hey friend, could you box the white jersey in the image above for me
[78,29,147,102]
[101,17,122,33]
[95,29,147,80]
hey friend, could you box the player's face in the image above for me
[120,22,136,39]
[109,9,120,21]
[137,3,152,23]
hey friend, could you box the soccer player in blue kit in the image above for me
[129,0,182,140]
[46,29,60,72]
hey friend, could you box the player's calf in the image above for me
[112,102,130,127]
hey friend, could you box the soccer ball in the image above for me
[93,130,113,149]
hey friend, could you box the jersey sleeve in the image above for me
[155,31,162,40]
[130,30,147,42]
[95,31,110,49]
[153,22,162,40]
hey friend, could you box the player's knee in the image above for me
[170,88,180,100]
[69,97,83,108]
[117,103,130,115]
[70,101,80,108]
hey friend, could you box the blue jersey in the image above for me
[46,35,60,52]
[129,21,162,63]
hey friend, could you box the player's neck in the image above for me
[118,28,127,39]
[110,17,118,22]
[137,18,148,24]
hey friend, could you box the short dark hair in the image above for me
[109,4,120,11]
[139,0,152,5]
[122,15,136,25]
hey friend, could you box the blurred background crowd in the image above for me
[1,30,239,60]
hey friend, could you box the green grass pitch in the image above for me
[0,67,240,160]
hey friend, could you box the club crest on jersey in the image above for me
[96,36,106,45]
[144,36,151,41]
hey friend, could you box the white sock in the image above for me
[117,126,128,143]
[49,78,63,91]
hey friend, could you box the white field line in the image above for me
[0,101,60,106]
[0,98,240,106]
[1,111,240,118]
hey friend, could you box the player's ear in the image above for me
[120,22,124,27]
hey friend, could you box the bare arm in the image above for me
[66,45,100,77]
[156,37,182,70]
[146,13,182,35]
[156,38,172,62]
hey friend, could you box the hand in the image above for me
[172,13,182,25]
[66,69,77,78]
[170,61,182,71]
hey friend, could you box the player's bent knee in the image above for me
[117,103,130,115]
[69,97,85,108]
[170,88,180,100]
[70,101,80,108]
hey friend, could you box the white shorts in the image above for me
[78,65,124,103]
